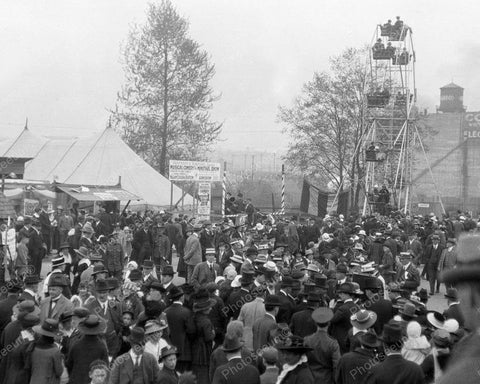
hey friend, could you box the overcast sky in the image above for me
[0,0,478,151]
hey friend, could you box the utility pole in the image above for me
[251,155,254,180]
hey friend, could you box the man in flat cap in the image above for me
[304,307,340,384]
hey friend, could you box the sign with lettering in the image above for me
[463,112,480,140]
[197,182,211,219]
[169,160,221,181]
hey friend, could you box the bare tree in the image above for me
[279,47,368,211]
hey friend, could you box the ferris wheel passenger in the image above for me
[385,42,395,58]
[373,38,385,52]
[381,19,393,36]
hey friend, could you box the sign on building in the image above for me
[197,182,211,219]
[463,112,480,140]
[169,160,221,182]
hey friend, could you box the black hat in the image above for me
[306,292,322,304]
[94,279,109,292]
[380,321,403,344]
[78,315,107,335]
[359,330,382,348]
[129,269,143,281]
[106,277,119,290]
[222,334,244,352]
[314,274,328,289]
[245,247,258,257]
[73,307,90,319]
[148,280,165,292]
[128,327,145,345]
[193,297,216,312]
[24,275,40,285]
[264,295,282,307]
[418,288,429,301]
[275,335,313,354]
[142,260,154,269]
[161,346,179,359]
[363,277,382,291]
[281,276,295,288]
[92,263,108,275]
[181,283,195,295]
[337,282,354,294]
[168,286,184,301]
[59,311,73,323]
[48,274,68,287]
[33,319,61,338]
[58,242,70,250]
[161,265,175,276]
[444,288,458,300]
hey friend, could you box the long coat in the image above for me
[184,234,202,266]
[0,294,19,334]
[336,347,377,384]
[191,261,222,289]
[29,342,64,384]
[85,298,122,356]
[277,362,314,384]
[368,296,393,335]
[364,354,425,384]
[252,314,277,352]
[165,302,196,363]
[289,308,317,338]
[424,244,444,277]
[211,357,260,384]
[191,313,215,366]
[39,294,74,322]
[109,352,161,384]
[304,329,341,384]
[65,335,108,384]
[329,300,357,354]
[238,297,266,350]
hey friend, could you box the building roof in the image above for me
[440,82,463,90]
[3,126,194,207]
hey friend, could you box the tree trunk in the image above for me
[160,46,169,176]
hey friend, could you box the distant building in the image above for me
[412,82,480,214]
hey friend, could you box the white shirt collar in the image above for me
[129,349,142,365]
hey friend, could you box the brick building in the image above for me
[412,83,480,215]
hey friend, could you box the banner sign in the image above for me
[197,182,211,219]
[463,112,480,140]
[169,160,221,182]
[24,198,39,216]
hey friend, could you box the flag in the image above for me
[300,179,328,217]
[301,179,349,217]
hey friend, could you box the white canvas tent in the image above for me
[2,126,194,208]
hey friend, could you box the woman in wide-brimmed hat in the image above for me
[191,294,216,384]
[144,319,169,364]
[275,335,314,384]
[27,319,64,384]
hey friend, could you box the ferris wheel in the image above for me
[362,17,418,215]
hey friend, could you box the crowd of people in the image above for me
[0,205,479,384]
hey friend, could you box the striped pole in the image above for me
[281,164,286,214]
[222,161,227,217]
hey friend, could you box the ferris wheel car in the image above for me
[392,50,410,65]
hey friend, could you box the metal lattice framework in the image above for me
[362,19,418,215]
